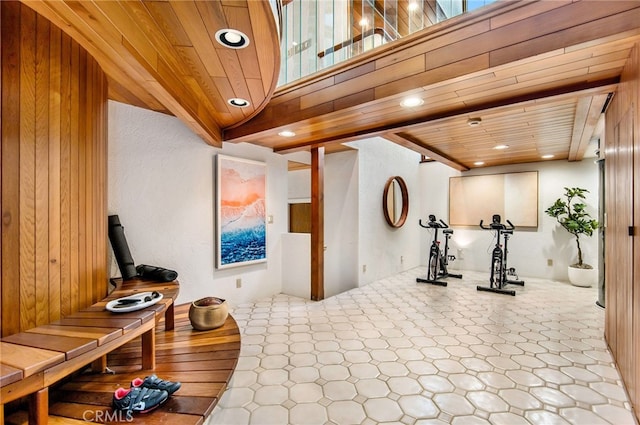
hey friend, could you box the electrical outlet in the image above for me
[547,259,553,266]
[362,264,367,273]
[236,278,242,288]
[401,256,404,264]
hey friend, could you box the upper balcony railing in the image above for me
[278,0,496,87]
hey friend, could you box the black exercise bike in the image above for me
[417,215,462,287]
[477,214,524,296]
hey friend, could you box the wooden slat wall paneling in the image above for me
[604,106,617,356]
[628,42,640,418]
[19,4,37,332]
[1,1,22,337]
[634,64,640,420]
[97,69,108,303]
[77,47,87,310]
[615,109,633,400]
[604,41,639,422]
[59,31,72,319]
[0,0,3,340]
[69,40,80,315]
[0,2,108,337]
[49,24,62,324]
[35,14,51,327]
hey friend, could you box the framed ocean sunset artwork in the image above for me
[216,155,267,269]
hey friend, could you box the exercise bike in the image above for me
[417,215,462,287]
[477,214,524,296]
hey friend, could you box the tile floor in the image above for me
[207,268,638,425]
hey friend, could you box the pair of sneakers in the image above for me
[112,374,181,415]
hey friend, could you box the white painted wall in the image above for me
[108,101,287,307]
[419,159,600,281]
[281,233,310,299]
[282,150,359,298]
[348,137,422,286]
[324,150,359,297]
[288,169,311,202]
[109,101,600,305]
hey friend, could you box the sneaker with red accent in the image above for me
[131,374,181,396]
[112,386,168,414]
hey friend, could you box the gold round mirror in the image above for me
[383,176,409,228]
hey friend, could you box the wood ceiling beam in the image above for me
[272,78,619,156]
[382,133,469,172]
[568,93,611,161]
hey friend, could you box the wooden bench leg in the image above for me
[165,302,175,331]
[91,355,108,373]
[29,387,48,425]
[141,328,156,370]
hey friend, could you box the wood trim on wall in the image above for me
[0,2,108,337]
[311,147,324,301]
[603,41,639,422]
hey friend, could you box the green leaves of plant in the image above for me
[544,186,599,267]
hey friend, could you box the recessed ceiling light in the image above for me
[493,144,509,150]
[467,117,482,127]
[228,98,250,108]
[400,97,424,108]
[541,154,554,159]
[215,29,250,49]
[278,130,296,137]
[474,161,485,166]
[408,2,419,11]
[359,18,368,27]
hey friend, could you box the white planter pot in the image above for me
[568,266,597,287]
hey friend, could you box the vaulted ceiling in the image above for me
[22,1,640,170]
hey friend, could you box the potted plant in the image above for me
[545,187,599,287]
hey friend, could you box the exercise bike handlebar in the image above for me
[479,219,516,230]
[419,218,449,229]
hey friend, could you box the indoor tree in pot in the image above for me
[545,187,599,287]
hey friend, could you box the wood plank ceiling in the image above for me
[21,0,281,147]
[21,0,640,171]
[224,0,640,170]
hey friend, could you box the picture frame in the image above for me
[216,154,267,269]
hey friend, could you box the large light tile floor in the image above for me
[207,268,638,425]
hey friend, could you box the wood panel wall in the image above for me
[604,41,640,422]
[0,2,108,337]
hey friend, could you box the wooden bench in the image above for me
[0,278,179,425]
[2,303,241,424]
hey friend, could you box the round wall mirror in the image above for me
[383,176,409,228]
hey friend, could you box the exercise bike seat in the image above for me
[501,229,514,235]
[443,229,454,235]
